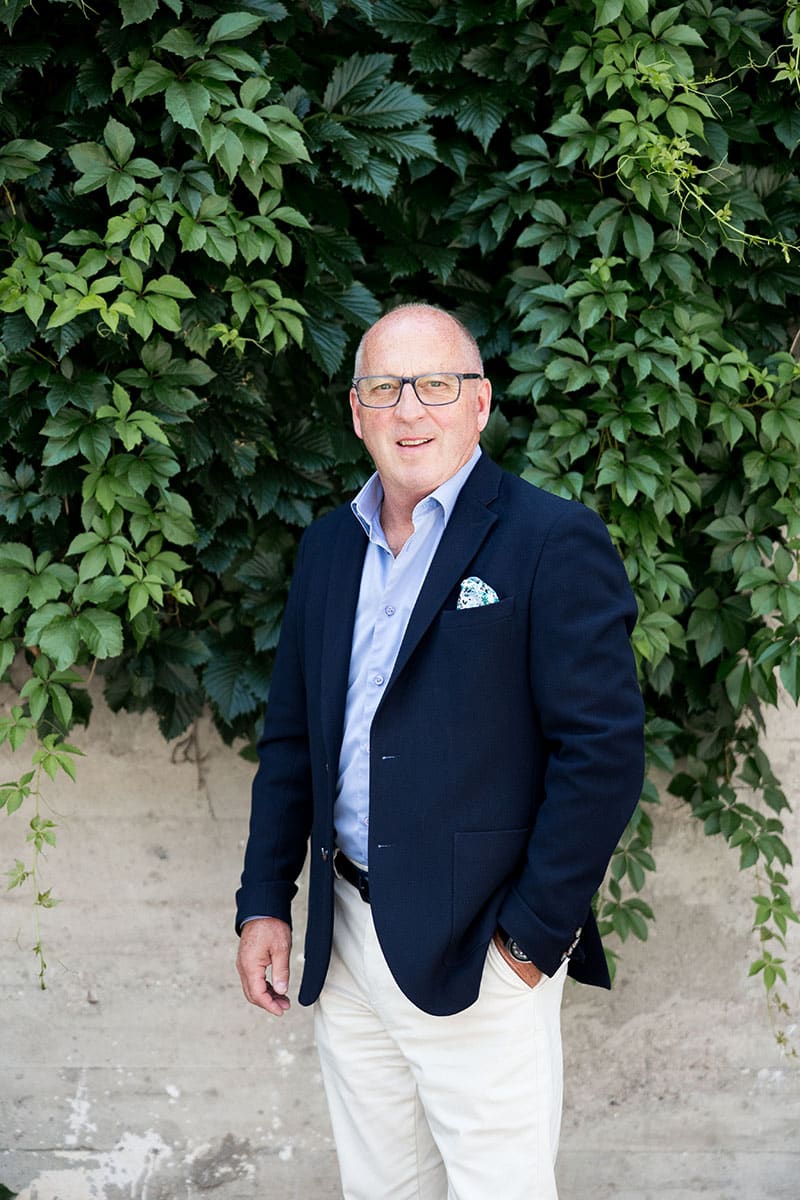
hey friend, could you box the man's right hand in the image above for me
[236,917,292,1017]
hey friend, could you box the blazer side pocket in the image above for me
[445,826,530,964]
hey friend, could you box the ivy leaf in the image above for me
[0,571,29,612]
[203,647,259,720]
[304,313,348,376]
[25,605,81,671]
[207,12,265,43]
[104,118,136,166]
[120,0,159,23]
[76,609,124,659]
[165,81,212,133]
[596,0,624,26]
[128,59,175,101]
[145,275,194,299]
[347,82,429,129]
[323,53,394,110]
[68,141,114,193]
[0,138,50,184]
[453,94,505,150]
[623,213,654,261]
[155,27,200,56]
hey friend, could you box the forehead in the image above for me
[361,314,471,374]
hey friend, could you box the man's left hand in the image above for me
[493,929,543,988]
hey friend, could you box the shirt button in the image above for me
[384,605,395,616]
[374,674,385,686]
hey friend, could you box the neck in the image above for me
[379,493,416,557]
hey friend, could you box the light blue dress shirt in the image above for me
[334,446,482,868]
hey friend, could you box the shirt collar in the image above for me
[351,446,482,540]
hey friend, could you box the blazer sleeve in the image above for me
[497,501,645,976]
[235,533,313,932]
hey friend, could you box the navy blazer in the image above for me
[237,453,645,1016]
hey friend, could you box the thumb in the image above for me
[271,944,290,996]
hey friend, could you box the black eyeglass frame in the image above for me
[352,372,483,408]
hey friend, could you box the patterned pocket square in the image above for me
[457,576,499,609]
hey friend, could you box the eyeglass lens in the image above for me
[358,374,463,407]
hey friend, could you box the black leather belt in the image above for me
[334,850,370,903]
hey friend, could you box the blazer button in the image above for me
[321,847,329,862]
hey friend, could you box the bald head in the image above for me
[354,304,483,379]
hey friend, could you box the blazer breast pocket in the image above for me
[438,595,515,629]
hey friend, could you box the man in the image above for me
[236,304,645,1199]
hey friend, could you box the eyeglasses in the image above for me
[352,372,483,408]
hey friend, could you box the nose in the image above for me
[395,379,422,416]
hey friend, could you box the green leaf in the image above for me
[165,81,211,134]
[156,27,200,56]
[0,543,35,570]
[30,614,81,671]
[206,12,264,43]
[78,424,112,466]
[120,0,158,23]
[0,138,50,184]
[104,118,135,166]
[453,94,505,150]
[559,45,589,73]
[596,0,624,26]
[0,571,28,612]
[203,649,259,720]
[68,141,114,192]
[779,645,800,702]
[76,609,123,659]
[304,314,347,376]
[578,293,606,332]
[0,640,15,680]
[144,275,194,299]
[323,53,394,110]
[129,60,175,101]
[623,213,654,261]
[146,293,182,332]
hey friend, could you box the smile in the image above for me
[397,438,433,447]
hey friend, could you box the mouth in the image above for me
[397,438,433,447]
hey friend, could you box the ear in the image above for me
[476,377,492,433]
[350,387,364,440]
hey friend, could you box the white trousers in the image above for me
[314,874,567,1200]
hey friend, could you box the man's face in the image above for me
[349,312,491,509]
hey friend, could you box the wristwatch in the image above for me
[497,925,531,963]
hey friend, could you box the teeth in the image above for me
[398,438,430,446]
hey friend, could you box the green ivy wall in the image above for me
[1,0,798,1008]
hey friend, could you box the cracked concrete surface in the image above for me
[1,684,798,1199]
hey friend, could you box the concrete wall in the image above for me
[1,686,798,1200]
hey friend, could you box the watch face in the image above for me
[507,938,531,963]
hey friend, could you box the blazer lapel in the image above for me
[384,454,502,693]
[320,511,367,773]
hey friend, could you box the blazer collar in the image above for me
[320,509,368,770]
[382,452,502,696]
[319,453,503,765]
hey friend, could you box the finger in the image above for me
[270,943,290,997]
[238,957,291,1016]
[263,982,291,1015]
